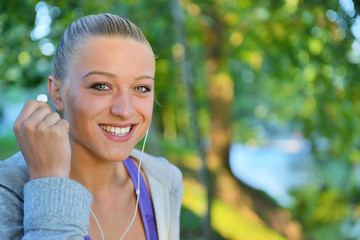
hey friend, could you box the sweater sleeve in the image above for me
[22,177,92,240]
[0,182,25,239]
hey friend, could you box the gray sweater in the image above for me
[0,150,183,240]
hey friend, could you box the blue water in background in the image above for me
[230,137,314,207]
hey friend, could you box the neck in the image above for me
[69,141,129,196]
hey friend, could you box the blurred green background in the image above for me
[1,0,360,239]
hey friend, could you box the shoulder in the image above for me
[0,152,29,198]
[130,149,183,196]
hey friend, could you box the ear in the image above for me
[48,75,64,111]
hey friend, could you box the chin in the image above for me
[99,147,133,162]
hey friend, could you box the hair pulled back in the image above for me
[53,13,152,81]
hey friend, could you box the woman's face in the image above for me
[62,37,155,161]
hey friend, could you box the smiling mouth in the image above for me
[99,124,132,137]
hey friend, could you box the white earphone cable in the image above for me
[120,129,149,240]
[90,209,105,240]
[90,129,150,240]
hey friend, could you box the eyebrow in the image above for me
[81,71,154,81]
[81,71,116,80]
[134,75,155,81]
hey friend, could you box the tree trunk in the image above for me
[202,5,304,240]
[169,0,212,238]
[170,1,304,239]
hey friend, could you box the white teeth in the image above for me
[100,125,132,136]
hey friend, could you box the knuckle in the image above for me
[60,119,70,129]
[52,120,69,136]
[26,99,38,107]
[13,120,21,133]
[50,112,61,120]
[25,99,42,110]
[22,119,36,133]
[39,106,52,113]
[52,129,62,137]
[52,128,64,138]
[37,122,49,133]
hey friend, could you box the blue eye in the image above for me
[91,83,110,91]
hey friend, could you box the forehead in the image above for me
[67,36,155,81]
[75,36,154,64]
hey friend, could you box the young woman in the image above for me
[0,13,183,240]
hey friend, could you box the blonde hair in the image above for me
[53,13,153,81]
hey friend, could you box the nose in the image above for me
[110,92,135,119]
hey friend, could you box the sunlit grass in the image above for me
[212,199,288,240]
[182,178,207,216]
[181,172,290,240]
[175,146,290,240]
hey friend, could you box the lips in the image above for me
[99,124,132,137]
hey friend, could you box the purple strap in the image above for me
[123,158,158,240]
[85,158,158,240]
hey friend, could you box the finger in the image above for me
[52,119,70,134]
[14,101,51,134]
[21,106,53,133]
[37,112,61,131]
[15,100,51,128]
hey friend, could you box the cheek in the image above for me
[63,96,85,131]
[63,91,105,127]
[138,97,154,117]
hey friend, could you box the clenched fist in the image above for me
[13,100,71,180]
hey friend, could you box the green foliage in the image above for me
[2,0,360,239]
[0,136,18,160]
